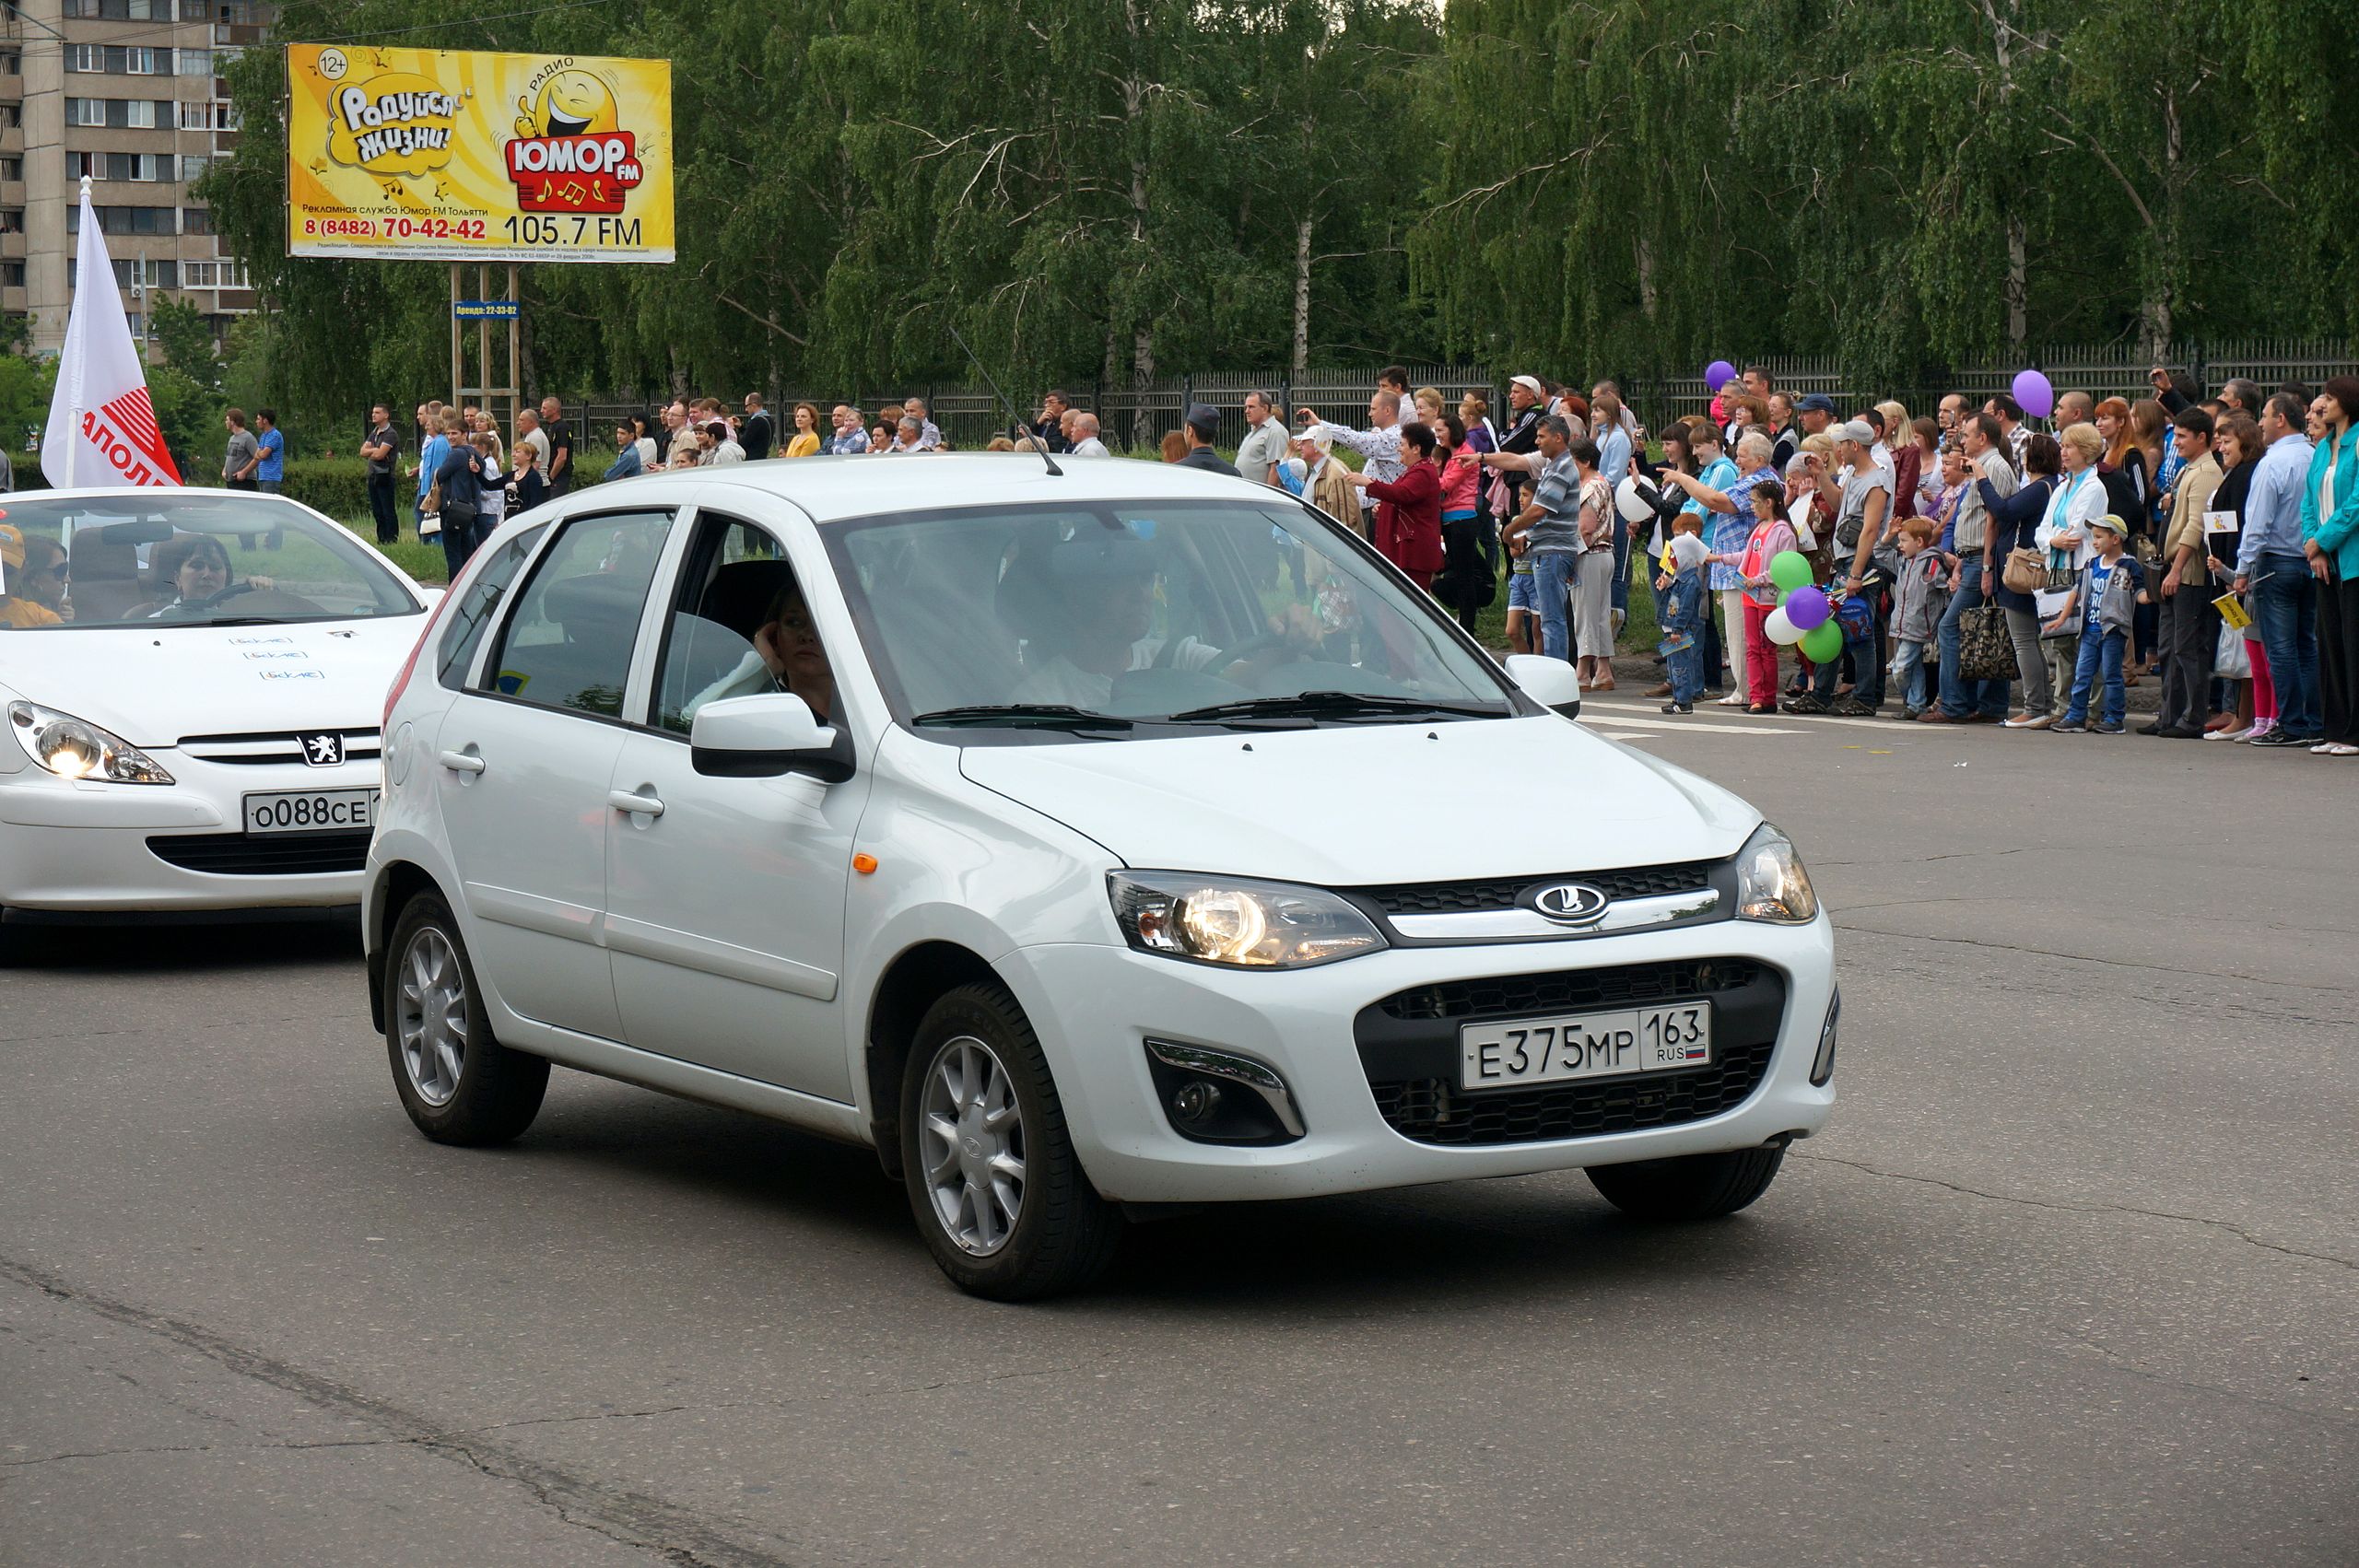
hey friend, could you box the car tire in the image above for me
[899,981,1121,1301]
[385,890,548,1146]
[1586,1146,1785,1222]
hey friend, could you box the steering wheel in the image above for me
[192,580,261,611]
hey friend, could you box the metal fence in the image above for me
[567,338,2356,456]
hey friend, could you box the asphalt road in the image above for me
[4,710,2353,1567]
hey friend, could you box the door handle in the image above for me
[438,749,486,775]
[606,788,664,819]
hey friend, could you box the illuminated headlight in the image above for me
[1733,824,1817,923]
[7,701,175,785]
[1109,872,1386,969]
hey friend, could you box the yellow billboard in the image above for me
[285,45,674,264]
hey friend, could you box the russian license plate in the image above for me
[242,789,380,837]
[1460,1003,1711,1090]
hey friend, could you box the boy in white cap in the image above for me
[2046,513,2143,733]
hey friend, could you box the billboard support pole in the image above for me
[507,264,522,438]
[448,263,463,419]
[475,263,491,434]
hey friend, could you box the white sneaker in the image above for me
[1716,692,1747,707]
[2202,725,2247,742]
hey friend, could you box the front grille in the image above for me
[1356,958,1784,1147]
[147,831,371,876]
[1357,860,1719,916]
[1378,957,1757,1021]
[180,730,381,766]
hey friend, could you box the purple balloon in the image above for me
[1704,360,1737,392]
[2012,369,2055,420]
[1783,585,1831,631]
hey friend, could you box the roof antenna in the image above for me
[948,322,1061,477]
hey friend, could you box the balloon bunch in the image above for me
[1758,551,1844,662]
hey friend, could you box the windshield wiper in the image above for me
[1166,690,1507,723]
[911,703,1134,731]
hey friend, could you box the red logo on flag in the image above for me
[82,388,181,486]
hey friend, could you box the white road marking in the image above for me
[1580,713,1798,735]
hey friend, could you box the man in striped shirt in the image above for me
[1502,415,1582,661]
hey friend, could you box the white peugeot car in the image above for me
[364,455,1837,1299]
[0,489,429,922]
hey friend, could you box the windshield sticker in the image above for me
[495,671,531,695]
[229,635,295,645]
[259,668,329,682]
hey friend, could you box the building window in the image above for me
[66,44,100,74]
[68,99,105,127]
[0,263,23,287]
[178,99,239,131]
[0,210,22,235]
[175,49,211,76]
[68,205,177,236]
[181,156,210,182]
[182,207,213,234]
[112,258,178,289]
[0,105,21,128]
[0,53,20,75]
[0,159,18,182]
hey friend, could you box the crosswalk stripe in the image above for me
[1581,698,1931,732]
[1580,713,1798,735]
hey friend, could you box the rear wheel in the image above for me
[385,891,548,1145]
[899,982,1121,1300]
[1587,1146,1784,1221]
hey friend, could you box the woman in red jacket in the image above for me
[1347,420,1446,589]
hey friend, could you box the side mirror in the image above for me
[689,692,854,782]
[1504,653,1583,720]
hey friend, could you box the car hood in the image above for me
[957,715,1761,885]
[0,615,428,747]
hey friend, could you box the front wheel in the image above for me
[1587,1146,1785,1221]
[385,891,548,1145]
[899,982,1122,1301]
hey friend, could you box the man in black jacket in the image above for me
[739,394,774,461]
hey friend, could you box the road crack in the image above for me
[0,1254,800,1567]
[1792,1153,2359,1270]
[1829,924,2356,995]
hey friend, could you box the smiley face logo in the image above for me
[513,70,618,139]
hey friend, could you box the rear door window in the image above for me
[482,511,674,719]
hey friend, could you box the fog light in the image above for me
[1144,1039,1306,1146]
[1810,989,1840,1085]
[1170,1079,1223,1125]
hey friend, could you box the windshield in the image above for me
[827,497,1516,736]
[0,495,421,631]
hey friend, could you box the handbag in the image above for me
[2001,546,2047,595]
[1957,604,2015,682]
[2213,618,2251,680]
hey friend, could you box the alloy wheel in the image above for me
[395,927,468,1108]
[919,1035,1027,1257]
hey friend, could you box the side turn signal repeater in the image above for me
[852,853,878,875]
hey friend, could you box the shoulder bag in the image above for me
[1956,604,2016,682]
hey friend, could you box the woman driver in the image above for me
[690,579,835,723]
[143,535,235,617]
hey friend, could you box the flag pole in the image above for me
[63,175,90,490]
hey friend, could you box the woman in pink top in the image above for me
[1711,477,1801,712]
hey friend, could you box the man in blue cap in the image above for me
[1794,392,1837,443]
[1177,404,1238,476]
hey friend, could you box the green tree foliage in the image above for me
[147,295,225,391]
[191,0,2343,437]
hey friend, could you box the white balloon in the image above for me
[1764,605,1806,646]
[1614,474,1657,524]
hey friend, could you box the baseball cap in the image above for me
[2089,513,2130,536]
[1797,392,1836,414]
[1509,375,1545,399]
[1835,419,1876,446]
[1185,404,1219,439]
[0,523,23,570]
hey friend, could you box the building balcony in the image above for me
[0,230,24,260]
[1,285,23,313]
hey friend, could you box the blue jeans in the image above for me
[2065,626,2128,724]
[1812,604,1887,708]
[2251,552,2321,738]
[1937,557,2010,717]
[1891,639,1930,711]
[1532,549,1578,661]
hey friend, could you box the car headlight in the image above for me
[7,701,175,785]
[1733,824,1816,923]
[1109,872,1386,968]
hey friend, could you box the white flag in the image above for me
[41,178,182,489]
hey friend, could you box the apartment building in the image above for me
[5,0,267,360]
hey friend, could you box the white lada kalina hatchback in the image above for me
[364,454,1837,1299]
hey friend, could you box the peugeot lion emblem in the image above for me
[302,732,345,767]
[1531,882,1611,927]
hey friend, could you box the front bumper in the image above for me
[0,757,379,913]
[997,915,1837,1204]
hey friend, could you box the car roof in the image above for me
[610,452,1285,525]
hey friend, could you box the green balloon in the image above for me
[1769,551,1814,592]
[1799,621,1843,662]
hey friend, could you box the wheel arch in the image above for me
[863,939,1005,1181]
[368,860,448,1034]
